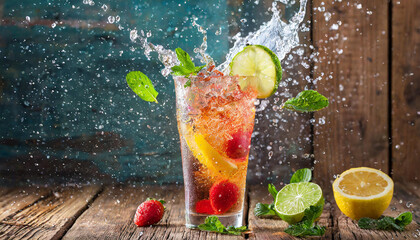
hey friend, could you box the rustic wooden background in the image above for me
[0,0,419,188]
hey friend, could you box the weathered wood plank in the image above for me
[63,185,243,239]
[0,187,50,221]
[247,185,332,239]
[0,185,101,240]
[391,0,420,184]
[312,0,390,188]
[332,184,419,239]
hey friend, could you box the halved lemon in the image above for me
[182,127,238,176]
[332,167,394,220]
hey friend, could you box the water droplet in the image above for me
[330,24,339,30]
[108,16,115,24]
[406,201,413,208]
[101,4,108,11]
[324,12,331,22]
[130,29,138,42]
[26,16,30,22]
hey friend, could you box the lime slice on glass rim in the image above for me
[230,45,282,98]
[274,182,324,224]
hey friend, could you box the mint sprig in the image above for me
[171,48,205,79]
[254,168,326,237]
[358,212,413,231]
[198,216,248,235]
[255,203,277,217]
[284,205,326,237]
[254,169,312,217]
[126,71,158,103]
[282,90,328,112]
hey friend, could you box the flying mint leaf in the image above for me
[171,65,194,76]
[254,203,277,217]
[290,168,312,183]
[170,48,205,80]
[268,184,278,199]
[282,90,328,112]
[198,216,248,235]
[358,212,412,232]
[126,71,158,103]
[175,48,195,71]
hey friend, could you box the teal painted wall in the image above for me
[0,0,231,184]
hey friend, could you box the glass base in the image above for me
[185,211,243,228]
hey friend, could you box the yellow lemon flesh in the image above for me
[333,167,394,220]
[183,130,238,177]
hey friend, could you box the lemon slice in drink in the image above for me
[230,45,282,98]
[274,182,324,224]
[333,167,394,220]
[183,130,238,176]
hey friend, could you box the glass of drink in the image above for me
[175,70,257,228]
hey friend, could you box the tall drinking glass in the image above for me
[175,75,257,228]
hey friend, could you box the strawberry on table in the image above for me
[133,198,165,227]
[210,180,239,214]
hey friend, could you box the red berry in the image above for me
[133,199,165,227]
[209,180,239,214]
[226,131,252,160]
[195,199,215,214]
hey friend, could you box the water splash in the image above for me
[129,0,308,76]
[219,0,308,72]
[130,29,177,77]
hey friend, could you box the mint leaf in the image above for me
[282,90,328,112]
[171,65,194,76]
[170,48,205,80]
[198,216,248,235]
[395,212,413,227]
[290,168,312,183]
[301,204,324,227]
[285,204,326,237]
[285,224,326,237]
[126,71,158,103]
[268,184,278,199]
[358,212,412,232]
[254,203,277,217]
[175,48,195,71]
[226,226,248,235]
[184,79,191,88]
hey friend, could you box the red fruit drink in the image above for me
[175,66,257,228]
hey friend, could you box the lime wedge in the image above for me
[274,182,324,224]
[230,45,282,98]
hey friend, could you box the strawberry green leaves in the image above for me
[171,48,205,77]
[282,90,328,112]
[126,71,159,103]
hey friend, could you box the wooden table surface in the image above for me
[0,183,418,240]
